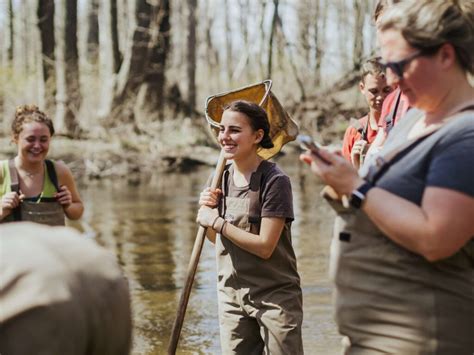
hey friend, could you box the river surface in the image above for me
[78,152,342,354]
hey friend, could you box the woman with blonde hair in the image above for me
[301,0,474,353]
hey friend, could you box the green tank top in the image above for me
[0,160,58,200]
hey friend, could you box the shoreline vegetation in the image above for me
[1,0,374,182]
[0,84,366,181]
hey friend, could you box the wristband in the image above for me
[220,220,227,235]
[349,181,374,209]
[211,215,220,230]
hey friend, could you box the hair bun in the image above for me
[260,135,275,149]
[11,104,54,138]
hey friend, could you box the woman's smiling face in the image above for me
[218,109,262,161]
[14,121,51,164]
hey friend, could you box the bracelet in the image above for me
[211,215,220,230]
[219,220,227,235]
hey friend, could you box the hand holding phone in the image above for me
[298,134,350,208]
[297,134,330,164]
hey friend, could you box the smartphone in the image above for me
[297,134,330,164]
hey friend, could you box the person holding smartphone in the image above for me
[301,0,474,353]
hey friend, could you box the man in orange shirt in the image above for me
[342,58,393,169]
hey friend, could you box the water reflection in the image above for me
[79,153,341,354]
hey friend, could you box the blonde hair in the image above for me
[379,0,474,74]
[373,0,403,22]
[11,105,55,139]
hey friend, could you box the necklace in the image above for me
[14,158,44,179]
[18,168,42,179]
[24,171,39,178]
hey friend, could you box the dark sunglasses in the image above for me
[381,51,425,79]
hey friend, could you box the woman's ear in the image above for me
[254,129,264,144]
[11,134,18,144]
[438,43,456,70]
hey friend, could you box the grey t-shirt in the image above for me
[217,160,301,295]
[226,161,294,222]
[373,110,474,205]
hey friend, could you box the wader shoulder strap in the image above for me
[45,160,60,192]
[8,160,59,192]
[349,117,368,141]
[219,164,232,219]
[8,159,20,193]
[361,118,369,141]
[220,161,273,232]
[8,159,21,221]
[248,160,273,227]
[385,89,402,134]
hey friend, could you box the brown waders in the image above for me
[327,109,474,354]
[1,159,65,226]
[216,161,303,355]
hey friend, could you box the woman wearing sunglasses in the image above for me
[301,0,474,353]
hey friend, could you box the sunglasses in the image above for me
[381,51,425,79]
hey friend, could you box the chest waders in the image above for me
[216,161,303,355]
[328,111,474,354]
[6,159,65,226]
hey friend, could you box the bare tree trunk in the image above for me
[336,0,350,70]
[64,0,81,136]
[236,0,250,82]
[274,5,306,100]
[20,0,30,73]
[139,0,171,121]
[202,0,219,92]
[87,0,99,63]
[238,0,249,54]
[267,0,279,79]
[224,0,232,82]
[37,0,56,113]
[110,0,122,73]
[186,0,197,117]
[8,0,14,62]
[108,0,154,125]
[353,0,365,70]
[258,0,267,78]
[314,0,327,87]
[298,0,311,68]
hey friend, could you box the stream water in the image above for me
[78,152,342,354]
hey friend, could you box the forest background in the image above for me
[0,0,379,179]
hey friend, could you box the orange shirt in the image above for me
[378,88,410,129]
[342,115,379,162]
